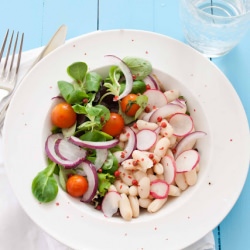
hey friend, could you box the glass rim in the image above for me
[185,0,250,20]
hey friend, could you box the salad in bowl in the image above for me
[31,55,206,221]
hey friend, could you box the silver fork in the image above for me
[0,30,24,129]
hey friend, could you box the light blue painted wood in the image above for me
[42,0,98,44]
[0,0,44,51]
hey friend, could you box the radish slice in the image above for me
[80,161,98,203]
[55,138,87,161]
[143,75,160,90]
[45,134,85,168]
[136,129,157,150]
[149,103,184,123]
[150,180,169,199]
[102,191,121,217]
[94,149,108,170]
[113,126,136,163]
[143,89,168,110]
[139,109,156,122]
[168,113,194,137]
[105,55,133,100]
[174,131,207,158]
[161,155,176,185]
[175,149,200,173]
[69,136,119,149]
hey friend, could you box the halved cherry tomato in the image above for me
[66,175,88,197]
[102,112,124,137]
[51,102,77,128]
[120,94,140,117]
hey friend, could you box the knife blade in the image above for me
[0,25,67,129]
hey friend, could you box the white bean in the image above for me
[114,180,129,194]
[129,196,140,218]
[119,193,133,221]
[154,137,170,158]
[132,150,153,172]
[153,162,164,175]
[147,198,168,213]
[108,184,117,192]
[196,163,200,173]
[175,173,188,191]
[118,167,134,186]
[136,119,159,131]
[159,119,174,138]
[121,159,140,171]
[129,185,138,196]
[147,173,158,182]
[138,176,151,198]
[133,170,147,181]
[184,169,197,186]
[138,198,152,208]
[168,185,181,196]
[166,149,174,158]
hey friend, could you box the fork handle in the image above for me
[0,93,13,129]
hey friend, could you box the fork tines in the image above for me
[0,29,24,78]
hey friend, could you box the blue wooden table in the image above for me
[0,1,249,249]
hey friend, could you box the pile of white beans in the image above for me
[107,89,200,221]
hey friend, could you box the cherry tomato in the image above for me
[51,102,77,128]
[66,175,88,197]
[120,94,140,117]
[102,112,125,137]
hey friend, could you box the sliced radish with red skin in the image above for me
[150,179,169,199]
[113,126,136,163]
[136,129,157,150]
[143,89,168,110]
[102,191,121,217]
[143,75,160,90]
[175,149,200,173]
[94,149,108,170]
[55,138,87,161]
[149,103,184,123]
[80,161,98,203]
[174,131,207,159]
[45,134,85,168]
[168,113,194,137]
[104,55,133,100]
[161,155,176,185]
[139,109,156,122]
[69,136,119,149]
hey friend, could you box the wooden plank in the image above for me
[42,0,98,44]
[0,0,44,51]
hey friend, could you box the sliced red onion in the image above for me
[105,55,133,100]
[69,136,119,149]
[94,149,108,170]
[79,161,98,203]
[174,131,207,159]
[54,138,87,161]
[45,134,85,168]
[113,126,136,163]
[143,75,160,90]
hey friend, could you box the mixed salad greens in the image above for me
[32,55,152,204]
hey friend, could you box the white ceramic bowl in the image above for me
[3,30,249,250]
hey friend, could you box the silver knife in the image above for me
[0,25,67,129]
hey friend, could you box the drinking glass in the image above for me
[180,0,250,57]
